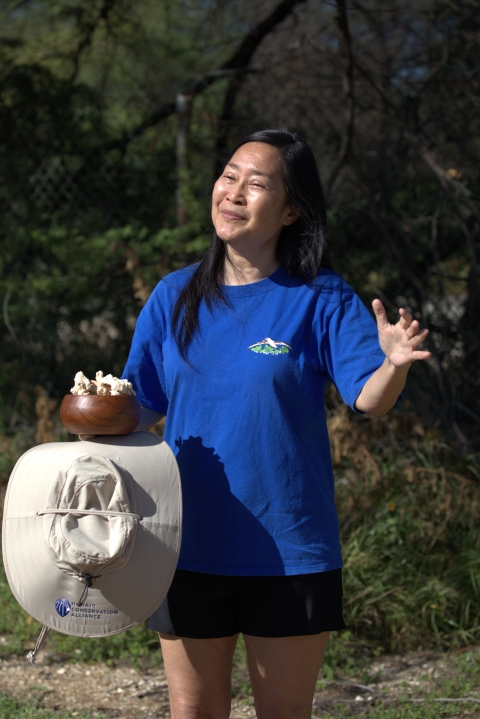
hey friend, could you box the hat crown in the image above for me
[45,455,137,581]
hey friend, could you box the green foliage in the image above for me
[0,216,212,425]
[329,404,480,651]
[0,429,35,485]
[0,1,217,430]
[321,630,371,681]
[0,0,479,443]
[0,691,99,718]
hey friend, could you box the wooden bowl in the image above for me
[60,395,141,435]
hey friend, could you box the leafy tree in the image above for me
[0,0,478,450]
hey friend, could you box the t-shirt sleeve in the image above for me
[321,284,386,411]
[121,288,169,415]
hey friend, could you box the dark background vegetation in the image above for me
[0,0,479,657]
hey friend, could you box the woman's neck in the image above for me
[222,246,280,286]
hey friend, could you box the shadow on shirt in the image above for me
[174,435,284,573]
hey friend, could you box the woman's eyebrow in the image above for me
[226,162,273,179]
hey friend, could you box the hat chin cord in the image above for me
[26,571,98,666]
[27,625,51,666]
[28,506,142,666]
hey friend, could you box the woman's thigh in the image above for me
[244,632,330,719]
[159,633,238,719]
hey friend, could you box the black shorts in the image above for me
[147,568,346,638]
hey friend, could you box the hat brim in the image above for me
[2,433,182,637]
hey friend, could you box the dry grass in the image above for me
[327,390,480,650]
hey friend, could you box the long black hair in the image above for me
[172,129,331,358]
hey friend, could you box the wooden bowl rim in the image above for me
[61,394,140,401]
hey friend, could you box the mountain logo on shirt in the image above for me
[247,337,292,355]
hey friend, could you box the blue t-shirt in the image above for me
[122,264,385,576]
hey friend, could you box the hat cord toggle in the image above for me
[78,573,94,606]
[26,625,50,666]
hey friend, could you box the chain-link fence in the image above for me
[0,147,172,228]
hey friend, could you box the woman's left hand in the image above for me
[372,299,431,367]
[354,299,431,415]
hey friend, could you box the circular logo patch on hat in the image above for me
[55,598,71,618]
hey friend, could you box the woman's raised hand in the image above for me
[372,299,431,367]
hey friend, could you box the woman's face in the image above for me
[211,142,298,254]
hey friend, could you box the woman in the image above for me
[122,129,430,719]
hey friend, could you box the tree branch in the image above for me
[349,153,460,433]
[3,289,24,360]
[107,0,306,154]
[352,55,480,374]
[353,57,480,225]
[215,0,307,172]
[325,0,355,197]
[70,0,117,82]
[104,69,256,152]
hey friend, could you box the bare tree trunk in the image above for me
[325,0,355,197]
[176,91,191,229]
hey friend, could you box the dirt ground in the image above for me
[0,647,479,718]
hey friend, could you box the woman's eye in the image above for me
[223,174,235,180]
[251,182,264,188]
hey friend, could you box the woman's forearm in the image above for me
[354,357,410,416]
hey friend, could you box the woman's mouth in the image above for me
[221,210,245,221]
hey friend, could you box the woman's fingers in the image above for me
[372,299,389,329]
[410,328,429,347]
[398,307,413,329]
[405,320,422,339]
[412,349,432,361]
[374,301,416,333]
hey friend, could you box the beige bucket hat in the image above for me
[2,432,182,660]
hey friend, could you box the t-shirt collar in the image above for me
[220,265,300,297]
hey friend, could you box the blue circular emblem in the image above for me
[55,598,71,618]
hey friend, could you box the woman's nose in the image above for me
[225,183,246,204]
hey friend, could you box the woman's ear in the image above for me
[283,205,300,226]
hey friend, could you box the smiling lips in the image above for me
[221,210,246,221]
